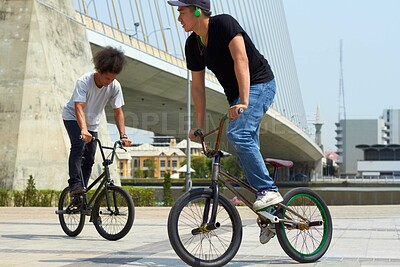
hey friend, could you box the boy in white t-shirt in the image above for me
[62,46,132,195]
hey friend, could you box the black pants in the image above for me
[63,120,98,187]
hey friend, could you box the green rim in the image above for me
[282,193,329,257]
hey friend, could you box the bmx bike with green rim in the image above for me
[55,138,134,241]
[167,114,333,266]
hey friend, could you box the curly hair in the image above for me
[92,46,126,74]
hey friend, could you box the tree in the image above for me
[24,175,38,206]
[143,159,155,178]
[135,168,144,178]
[163,172,173,206]
[191,156,212,178]
[221,155,244,179]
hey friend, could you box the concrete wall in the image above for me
[156,187,400,206]
[0,0,112,190]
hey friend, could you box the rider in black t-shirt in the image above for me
[185,14,274,104]
[168,1,283,236]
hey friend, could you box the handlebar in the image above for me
[79,136,126,165]
[195,114,228,158]
[195,109,244,157]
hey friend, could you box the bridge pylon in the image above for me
[0,0,112,189]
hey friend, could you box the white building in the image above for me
[335,118,389,176]
[382,109,400,144]
[335,109,400,177]
[356,144,400,178]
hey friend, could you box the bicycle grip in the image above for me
[194,129,203,137]
[79,135,95,141]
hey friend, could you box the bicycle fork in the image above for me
[191,156,222,235]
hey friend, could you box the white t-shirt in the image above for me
[62,72,125,132]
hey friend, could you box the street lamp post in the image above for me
[146,27,171,43]
[145,27,171,53]
[126,22,140,38]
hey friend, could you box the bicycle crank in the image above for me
[256,210,280,223]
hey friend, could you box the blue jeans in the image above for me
[63,120,98,187]
[227,79,277,192]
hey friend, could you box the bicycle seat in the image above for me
[264,158,293,168]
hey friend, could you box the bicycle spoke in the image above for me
[93,187,134,240]
[171,190,242,265]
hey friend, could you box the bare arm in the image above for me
[74,102,92,142]
[190,70,206,139]
[113,107,132,146]
[228,33,250,119]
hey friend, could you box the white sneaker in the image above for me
[253,190,283,211]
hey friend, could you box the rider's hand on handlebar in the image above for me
[189,128,204,140]
[80,129,92,143]
[228,104,246,120]
[120,137,132,147]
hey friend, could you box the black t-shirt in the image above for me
[186,14,274,104]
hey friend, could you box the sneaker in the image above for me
[253,190,283,211]
[259,224,275,244]
[69,183,86,196]
[257,215,276,244]
[70,195,83,208]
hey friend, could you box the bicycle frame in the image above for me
[57,139,124,217]
[196,115,313,230]
[84,139,124,216]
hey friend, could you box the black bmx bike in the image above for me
[167,115,333,266]
[55,138,134,241]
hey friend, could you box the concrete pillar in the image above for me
[313,158,323,180]
[0,0,113,190]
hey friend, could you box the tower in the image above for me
[336,40,347,170]
[338,40,347,122]
[313,105,323,150]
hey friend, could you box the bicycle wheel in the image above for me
[167,188,242,267]
[92,186,134,241]
[275,187,333,263]
[58,187,85,237]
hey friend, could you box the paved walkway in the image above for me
[1,205,400,266]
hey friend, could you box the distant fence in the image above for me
[315,176,400,184]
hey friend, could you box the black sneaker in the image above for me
[69,183,86,196]
[70,195,83,208]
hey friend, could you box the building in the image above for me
[116,143,186,178]
[116,139,203,178]
[382,109,400,143]
[356,144,400,178]
[335,118,389,177]
[323,151,339,177]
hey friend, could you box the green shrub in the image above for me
[13,190,25,207]
[0,189,11,206]
[163,173,173,206]
[38,190,59,207]
[123,186,156,206]
[2,176,156,207]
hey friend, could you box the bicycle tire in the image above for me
[92,186,135,241]
[58,187,85,237]
[167,188,242,267]
[275,187,333,263]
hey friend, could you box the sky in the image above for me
[282,0,400,151]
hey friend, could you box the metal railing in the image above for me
[315,176,400,184]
